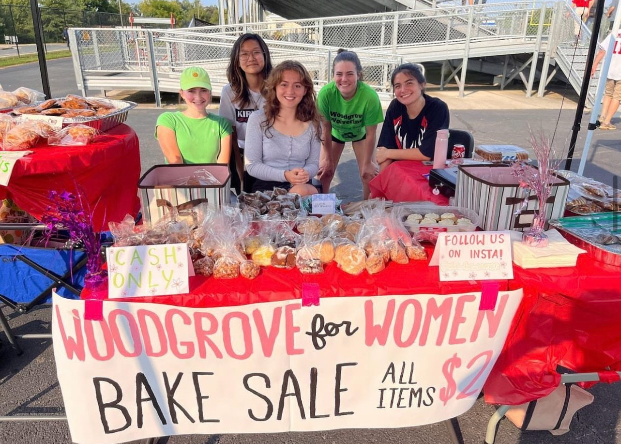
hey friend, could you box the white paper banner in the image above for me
[53,290,522,444]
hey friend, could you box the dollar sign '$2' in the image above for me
[439,353,462,406]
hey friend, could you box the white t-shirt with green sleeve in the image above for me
[155,112,232,164]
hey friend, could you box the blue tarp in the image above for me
[0,244,86,304]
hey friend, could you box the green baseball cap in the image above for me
[180,67,212,91]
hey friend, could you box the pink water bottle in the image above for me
[433,129,449,170]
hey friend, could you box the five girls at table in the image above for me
[244,60,322,196]
[219,34,273,194]
[155,67,232,164]
[155,57,451,199]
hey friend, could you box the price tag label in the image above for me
[20,114,64,130]
[105,243,190,298]
[311,193,336,215]
[436,231,513,281]
[0,151,31,186]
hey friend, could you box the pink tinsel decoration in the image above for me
[511,130,562,245]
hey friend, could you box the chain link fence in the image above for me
[70,2,585,104]
[0,4,129,47]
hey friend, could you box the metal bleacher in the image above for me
[68,0,600,107]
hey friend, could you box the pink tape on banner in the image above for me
[84,299,103,320]
[302,283,320,307]
[479,281,500,311]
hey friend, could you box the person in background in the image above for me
[156,66,232,163]
[245,61,321,196]
[219,33,273,194]
[591,31,621,130]
[63,27,69,48]
[573,0,595,42]
[316,49,384,199]
[587,0,617,40]
[375,63,449,171]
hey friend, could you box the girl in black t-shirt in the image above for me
[376,64,449,172]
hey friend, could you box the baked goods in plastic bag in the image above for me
[48,124,98,146]
[2,121,42,151]
[240,260,260,279]
[0,91,19,108]
[109,214,144,246]
[334,241,366,275]
[13,87,46,105]
[295,228,324,274]
[0,114,15,144]
[196,206,250,278]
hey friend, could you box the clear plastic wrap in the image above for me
[48,124,98,146]
[2,121,45,151]
[197,206,250,278]
[12,87,46,105]
[295,229,324,274]
[0,114,15,146]
[333,241,367,275]
[169,168,221,186]
[108,214,144,246]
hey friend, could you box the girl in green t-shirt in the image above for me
[317,50,384,199]
[156,66,232,164]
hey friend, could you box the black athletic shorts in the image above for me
[331,133,366,144]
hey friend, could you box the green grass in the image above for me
[0,50,72,68]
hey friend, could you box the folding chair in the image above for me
[485,371,621,444]
[0,227,88,355]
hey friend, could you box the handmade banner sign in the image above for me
[53,290,522,444]
[105,243,189,298]
[0,151,31,186]
[311,193,337,215]
[433,231,514,281]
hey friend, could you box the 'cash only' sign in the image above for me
[52,289,522,444]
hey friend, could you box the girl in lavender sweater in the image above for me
[245,60,321,196]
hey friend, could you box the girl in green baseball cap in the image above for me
[155,66,232,165]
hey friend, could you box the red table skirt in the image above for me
[86,243,621,406]
[0,123,141,232]
[482,253,621,404]
[369,160,449,205]
[113,245,500,308]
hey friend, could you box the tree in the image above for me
[40,0,77,41]
[137,0,183,20]
[0,0,36,44]
[83,0,117,14]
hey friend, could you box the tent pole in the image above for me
[564,0,606,171]
[578,1,621,174]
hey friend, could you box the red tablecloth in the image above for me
[86,244,621,406]
[369,161,449,205]
[483,254,621,405]
[0,124,140,232]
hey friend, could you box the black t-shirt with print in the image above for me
[377,94,450,159]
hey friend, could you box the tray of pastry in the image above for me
[12,95,137,132]
[550,212,621,266]
[556,170,620,215]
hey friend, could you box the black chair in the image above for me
[447,128,474,159]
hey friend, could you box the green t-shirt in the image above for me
[317,81,384,142]
[155,112,232,163]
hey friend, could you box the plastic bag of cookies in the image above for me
[48,124,98,146]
